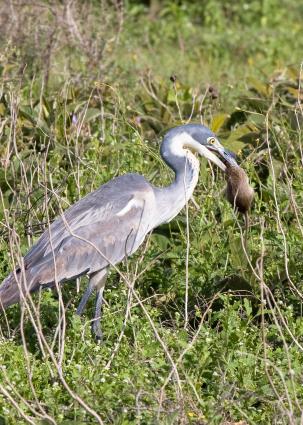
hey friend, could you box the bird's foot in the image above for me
[91,319,103,343]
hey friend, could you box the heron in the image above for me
[0,124,235,340]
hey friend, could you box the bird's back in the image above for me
[25,173,149,265]
[0,173,155,308]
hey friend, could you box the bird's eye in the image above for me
[208,137,216,145]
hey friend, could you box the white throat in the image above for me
[155,131,225,225]
[181,150,200,201]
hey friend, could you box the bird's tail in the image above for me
[0,270,41,311]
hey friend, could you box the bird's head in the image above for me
[162,124,236,171]
[204,132,238,169]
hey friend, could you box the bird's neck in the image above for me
[154,136,200,224]
[170,152,200,200]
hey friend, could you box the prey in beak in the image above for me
[206,136,238,168]
[206,137,254,215]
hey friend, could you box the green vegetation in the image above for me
[0,1,303,423]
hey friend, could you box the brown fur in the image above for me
[225,164,254,248]
[225,165,254,214]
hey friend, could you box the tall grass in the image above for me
[0,1,303,423]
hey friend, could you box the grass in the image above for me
[0,1,303,423]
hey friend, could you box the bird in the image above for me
[0,124,234,340]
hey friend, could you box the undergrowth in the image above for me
[0,1,303,424]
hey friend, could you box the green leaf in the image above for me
[228,233,248,270]
[247,76,271,97]
[0,103,6,116]
[243,298,252,317]
[151,233,171,250]
[83,108,101,122]
[224,139,246,153]
[224,124,259,152]
[211,113,229,133]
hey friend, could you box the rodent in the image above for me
[225,165,254,214]
[225,164,254,247]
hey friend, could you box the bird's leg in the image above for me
[76,282,94,316]
[76,269,107,316]
[92,284,106,342]
[76,269,108,341]
[91,270,108,342]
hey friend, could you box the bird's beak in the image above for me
[206,139,238,170]
[182,133,236,171]
[217,148,238,167]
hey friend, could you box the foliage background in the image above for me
[0,0,303,423]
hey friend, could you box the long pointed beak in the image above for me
[195,144,226,171]
[182,133,235,171]
[207,141,238,168]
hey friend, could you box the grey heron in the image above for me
[0,124,234,340]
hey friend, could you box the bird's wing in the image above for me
[35,203,147,284]
[23,174,155,284]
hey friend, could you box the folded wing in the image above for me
[0,174,155,308]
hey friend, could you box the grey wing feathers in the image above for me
[25,174,150,266]
[0,174,155,308]
[34,201,148,283]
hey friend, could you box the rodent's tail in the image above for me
[244,211,249,251]
[0,270,40,311]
